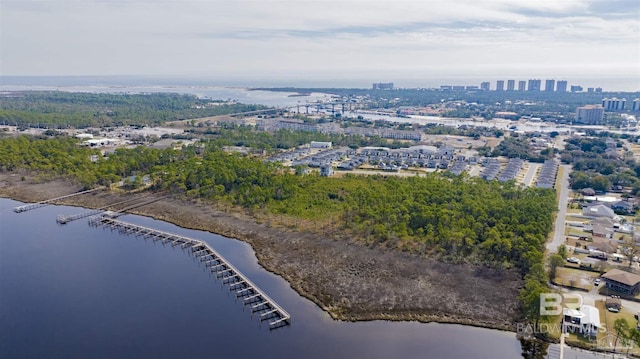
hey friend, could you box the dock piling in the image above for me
[87,215,290,329]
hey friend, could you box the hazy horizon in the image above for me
[1,74,638,93]
[2,0,638,92]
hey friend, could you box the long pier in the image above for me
[13,187,104,213]
[56,195,167,224]
[88,215,291,329]
[57,208,105,224]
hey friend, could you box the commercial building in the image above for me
[496,80,505,91]
[556,80,568,92]
[575,105,605,124]
[507,80,515,91]
[544,79,555,92]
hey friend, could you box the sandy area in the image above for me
[0,172,523,331]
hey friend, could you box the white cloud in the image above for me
[1,0,638,90]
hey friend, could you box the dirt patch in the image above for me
[0,173,523,331]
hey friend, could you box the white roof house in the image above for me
[563,305,601,337]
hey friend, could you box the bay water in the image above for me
[0,198,523,358]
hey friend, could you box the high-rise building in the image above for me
[527,79,541,91]
[496,80,505,91]
[633,99,640,112]
[480,82,490,91]
[556,80,568,93]
[602,98,626,111]
[595,87,603,93]
[507,80,515,91]
[545,79,555,92]
[570,85,583,92]
[518,81,526,91]
[372,83,394,90]
[576,105,605,124]
[587,88,595,93]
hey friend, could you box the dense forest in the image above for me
[0,91,267,128]
[0,135,556,277]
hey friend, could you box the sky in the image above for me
[1,0,639,90]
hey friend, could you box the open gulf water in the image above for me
[0,198,526,358]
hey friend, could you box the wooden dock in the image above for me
[57,209,105,224]
[88,215,291,329]
[13,187,104,213]
[56,195,167,224]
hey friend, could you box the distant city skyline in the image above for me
[1,0,638,91]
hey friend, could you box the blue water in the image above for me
[1,75,638,92]
[0,198,523,358]
[0,76,331,108]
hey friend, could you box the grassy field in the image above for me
[595,299,640,355]
[555,266,600,291]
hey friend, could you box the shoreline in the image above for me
[0,173,522,333]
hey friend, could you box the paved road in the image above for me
[547,164,572,253]
[523,162,542,187]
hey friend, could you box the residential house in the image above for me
[584,217,618,233]
[320,165,334,177]
[612,201,634,214]
[310,141,332,149]
[563,305,601,337]
[437,145,455,156]
[602,269,640,294]
[583,204,616,219]
[587,238,617,254]
[592,224,614,239]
